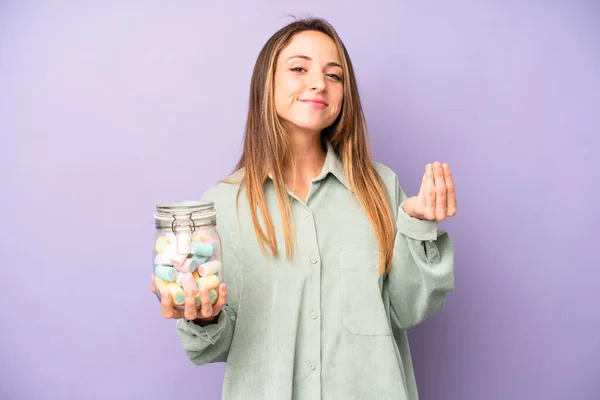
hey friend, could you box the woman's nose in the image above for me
[309,74,326,92]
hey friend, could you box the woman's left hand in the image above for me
[402,162,457,221]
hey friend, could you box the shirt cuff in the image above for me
[176,311,228,345]
[397,200,439,241]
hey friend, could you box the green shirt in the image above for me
[176,141,455,400]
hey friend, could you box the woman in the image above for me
[154,17,456,400]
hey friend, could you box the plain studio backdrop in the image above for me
[1,1,598,399]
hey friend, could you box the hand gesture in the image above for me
[150,275,228,323]
[402,162,457,221]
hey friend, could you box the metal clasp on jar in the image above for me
[171,212,196,255]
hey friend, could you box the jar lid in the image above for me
[154,200,216,229]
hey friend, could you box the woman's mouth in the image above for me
[300,99,328,110]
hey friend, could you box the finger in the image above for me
[184,292,198,321]
[433,162,447,221]
[161,291,176,319]
[417,169,427,210]
[199,289,214,319]
[212,284,228,315]
[425,163,436,220]
[150,275,156,293]
[443,163,457,216]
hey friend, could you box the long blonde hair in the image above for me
[225,18,395,276]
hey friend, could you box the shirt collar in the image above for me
[266,140,348,188]
[314,140,347,188]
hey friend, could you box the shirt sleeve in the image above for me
[175,302,237,364]
[384,176,455,330]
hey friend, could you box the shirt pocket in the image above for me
[340,250,391,336]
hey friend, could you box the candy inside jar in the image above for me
[153,201,222,310]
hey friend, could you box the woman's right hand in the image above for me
[150,275,228,323]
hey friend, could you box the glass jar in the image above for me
[152,200,223,310]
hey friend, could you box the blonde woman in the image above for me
[154,17,457,400]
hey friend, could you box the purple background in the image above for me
[1,1,599,399]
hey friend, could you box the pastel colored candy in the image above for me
[155,236,168,253]
[198,260,222,277]
[154,231,222,310]
[165,232,176,244]
[207,243,220,261]
[193,255,208,265]
[196,273,220,291]
[154,265,177,282]
[154,276,169,293]
[163,244,188,266]
[166,282,185,305]
[194,288,218,307]
[154,251,174,266]
[190,257,200,272]
[154,253,164,266]
[209,289,218,304]
[177,272,198,295]
[191,242,214,257]
[174,256,200,273]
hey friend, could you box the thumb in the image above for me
[402,196,420,218]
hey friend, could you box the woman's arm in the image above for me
[385,180,455,330]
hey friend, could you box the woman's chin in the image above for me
[285,119,332,135]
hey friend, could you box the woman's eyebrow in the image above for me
[286,54,342,69]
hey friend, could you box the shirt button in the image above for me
[309,363,316,371]
[303,210,310,218]
[310,256,318,264]
[311,312,318,320]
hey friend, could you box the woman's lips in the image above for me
[300,99,328,110]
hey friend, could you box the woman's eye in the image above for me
[289,67,342,81]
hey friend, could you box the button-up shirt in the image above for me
[176,141,455,400]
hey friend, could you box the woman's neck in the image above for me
[282,131,326,201]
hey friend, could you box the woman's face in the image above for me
[273,30,344,136]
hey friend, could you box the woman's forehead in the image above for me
[280,31,340,63]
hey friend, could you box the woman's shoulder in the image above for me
[371,160,399,185]
[200,168,246,211]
